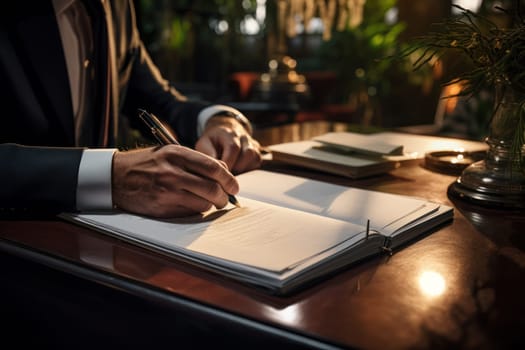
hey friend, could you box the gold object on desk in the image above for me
[424,150,486,175]
[1,142,524,349]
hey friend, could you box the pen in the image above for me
[138,109,241,208]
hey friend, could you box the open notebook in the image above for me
[61,170,453,295]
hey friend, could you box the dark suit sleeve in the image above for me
[0,144,84,213]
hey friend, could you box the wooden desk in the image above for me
[1,133,525,348]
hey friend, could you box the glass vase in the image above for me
[448,85,525,208]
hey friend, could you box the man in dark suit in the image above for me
[0,0,262,217]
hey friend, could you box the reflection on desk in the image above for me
[1,124,524,349]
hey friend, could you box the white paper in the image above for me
[269,140,393,166]
[62,169,453,293]
[313,132,404,156]
[71,197,366,273]
[237,170,440,236]
[311,131,487,161]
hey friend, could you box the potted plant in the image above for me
[404,0,525,208]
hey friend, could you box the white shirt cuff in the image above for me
[197,105,249,136]
[77,149,117,211]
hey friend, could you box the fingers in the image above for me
[195,127,240,168]
[231,135,262,174]
[111,118,263,219]
[195,127,262,174]
[218,134,242,170]
[111,146,238,218]
[164,145,239,196]
[160,155,236,208]
[195,136,217,159]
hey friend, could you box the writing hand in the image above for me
[111,145,239,218]
[195,115,262,174]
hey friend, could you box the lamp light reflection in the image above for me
[262,304,302,324]
[450,154,464,164]
[418,271,446,297]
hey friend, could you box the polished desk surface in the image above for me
[1,125,525,349]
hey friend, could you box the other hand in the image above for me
[111,145,239,218]
[195,115,262,174]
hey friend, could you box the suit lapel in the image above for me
[100,0,118,147]
[13,0,121,147]
[82,0,117,147]
[16,2,75,145]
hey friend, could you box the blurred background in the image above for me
[132,0,512,141]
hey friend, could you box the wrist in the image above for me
[209,110,253,135]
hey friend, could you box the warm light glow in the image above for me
[434,80,465,126]
[262,304,302,324]
[443,82,464,114]
[451,154,464,164]
[452,0,483,13]
[279,0,367,41]
[240,15,261,35]
[217,20,229,34]
[296,84,308,92]
[418,271,446,297]
[260,73,271,82]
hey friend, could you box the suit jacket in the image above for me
[0,0,209,212]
